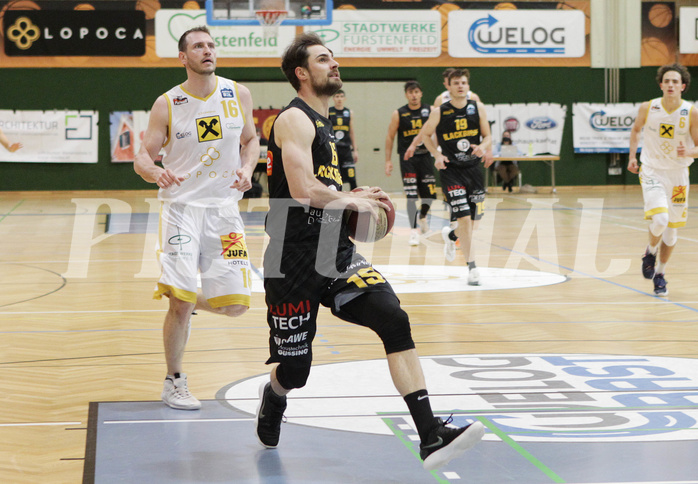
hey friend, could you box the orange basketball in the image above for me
[336,5,357,10]
[432,3,460,53]
[182,1,200,9]
[136,0,161,20]
[642,36,673,65]
[494,3,517,10]
[74,3,95,10]
[2,0,40,10]
[1,0,40,20]
[648,3,673,29]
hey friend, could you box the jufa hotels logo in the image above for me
[7,17,40,50]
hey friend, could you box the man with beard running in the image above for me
[256,32,484,471]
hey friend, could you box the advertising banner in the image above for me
[679,7,698,54]
[487,103,566,156]
[3,10,145,57]
[572,103,642,153]
[0,110,98,163]
[448,9,585,58]
[305,9,441,57]
[155,9,295,58]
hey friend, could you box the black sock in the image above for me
[266,384,286,404]
[173,372,181,379]
[419,203,431,218]
[404,389,436,443]
[468,261,476,270]
[448,230,458,242]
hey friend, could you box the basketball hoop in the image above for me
[255,9,287,38]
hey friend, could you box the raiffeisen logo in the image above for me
[590,110,636,132]
[449,10,585,58]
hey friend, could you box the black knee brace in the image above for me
[275,362,311,390]
[338,292,416,354]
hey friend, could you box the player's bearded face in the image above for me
[310,69,342,96]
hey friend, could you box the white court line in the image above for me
[0,301,694,316]
[566,482,698,484]
[0,308,267,315]
[0,421,80,427]
[104,418,255,424]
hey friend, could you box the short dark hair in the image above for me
[281,32,331,91]
[178,26,211,53]
[441,68,455,79]
[404,80,422,92]
[334,89,345,96]
[448,68,470,84]
[656,63,691,92]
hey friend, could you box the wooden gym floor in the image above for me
[0,186,697,483]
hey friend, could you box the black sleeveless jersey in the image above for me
[436,100,482,168]
[266,97,351,249]
[397,103,431,156]
[328,106,352,149]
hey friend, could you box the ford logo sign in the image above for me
[526,117,557,130]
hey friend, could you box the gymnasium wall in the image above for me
[0,64,692,191]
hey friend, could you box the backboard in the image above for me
[205,0,333,26]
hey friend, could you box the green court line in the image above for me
[0,200,24,224]
[382,417,451,484]
[476,416,566,483]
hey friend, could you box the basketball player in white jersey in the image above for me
[433,67,480,106]
[628,63,698,297]
[135,26,260,410]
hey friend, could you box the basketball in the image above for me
[648,3,673,29]
[432,3,460,53]
[642,37,673,66]
[346,188,395,243]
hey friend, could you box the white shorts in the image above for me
[640,164,689,228]
[155,201,251,308]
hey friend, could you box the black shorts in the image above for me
[263,245,396,367]
[399,153,437,200]
[439,163,485,220]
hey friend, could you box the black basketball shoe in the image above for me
[256,382,287,448]
[420,416,485,471]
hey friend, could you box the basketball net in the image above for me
[255,9,287,39]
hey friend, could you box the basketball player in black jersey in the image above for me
[329,89,359,189]
[385,80,437,246]
[256,33,484,471]
[419,69,493,285]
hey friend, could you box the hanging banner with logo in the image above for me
[155,9,295,58]
[448,9,585,58]
[3,10,145,56]
[0,110,98,163]
[110,111,151,163]
[305,9,441,57]
[572,103,644,153]
[486,103,566,156]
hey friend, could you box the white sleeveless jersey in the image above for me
[159,76,247,205]
[640,98,695,170]
[439,89,472,105]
